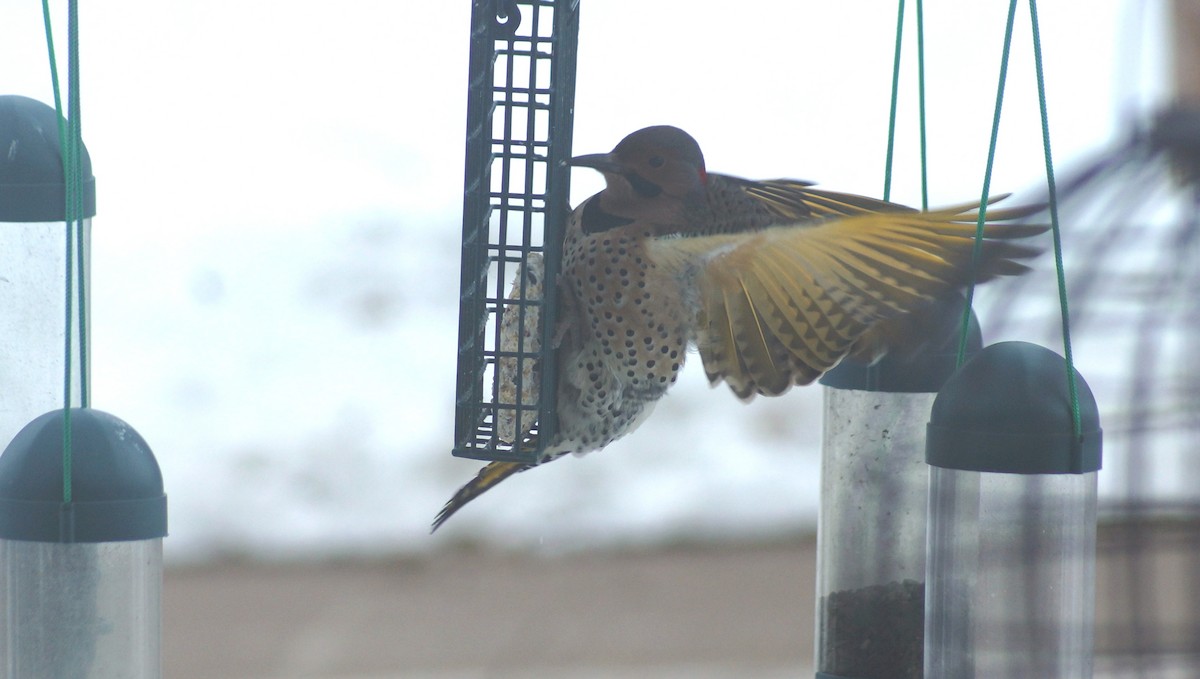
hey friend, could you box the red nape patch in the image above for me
[698,167,708,185]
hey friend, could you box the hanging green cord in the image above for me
[69,0,89,409]
[1028,0,1082,439]
[66,0,88,504]
[40,1,65,141]
[915,0,928,211]
[42,0,72,503]
[957,0,1019,367]
[882,0,905,202]
[883,0,930,208]
[42,0,86,503]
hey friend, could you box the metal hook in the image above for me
[493,0,522,37]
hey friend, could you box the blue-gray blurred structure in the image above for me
[985,106,1200,675]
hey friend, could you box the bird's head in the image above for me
[569,125,708,225]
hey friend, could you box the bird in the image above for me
[433,125,1045,531]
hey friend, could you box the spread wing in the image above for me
[650,205,1047,399]
[700,174,916,234]
[737,177,918,221]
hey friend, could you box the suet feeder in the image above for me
[815,296,980,679]
[453,0,580,464]
[925,341,1101,678]
[0,95,167,677]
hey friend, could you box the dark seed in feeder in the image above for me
[820,579,924,678]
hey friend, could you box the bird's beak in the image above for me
[566,152,623,173]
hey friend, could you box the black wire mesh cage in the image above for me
[454,0,579,464]
[987,105,1200,676]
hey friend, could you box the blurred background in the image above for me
[1,1,1196,677]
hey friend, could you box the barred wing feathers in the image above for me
[651,207,1046,399]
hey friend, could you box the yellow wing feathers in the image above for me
[654,206,1046,399]
[745,180,919,221]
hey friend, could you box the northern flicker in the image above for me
[434,125,1045,531]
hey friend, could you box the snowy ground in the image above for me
[94,214,827,560]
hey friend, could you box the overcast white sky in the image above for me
[3,2,1170,235]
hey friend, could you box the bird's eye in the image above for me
[648,155,665,168]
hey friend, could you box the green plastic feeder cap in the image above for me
[820,296,982,393]
[0,408,167,543]
[926,341,1102,474]
[0,94,96,222]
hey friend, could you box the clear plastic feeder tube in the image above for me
[924,341,1102,679]
[0,97,164,678]
[0,409,167,679]
[814,297,979,679]
[0,94,93,442]
[816,389,932,679]
[0,539,163,677]
[926,468,1097,678]
[0,218,90,436]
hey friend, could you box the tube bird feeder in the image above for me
[0,95,167,678]
[925,340,1101,678]
[0,94,95,442]
[0,409,166,678]
[815,297,980,679]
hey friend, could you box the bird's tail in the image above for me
[432,461,531,532]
